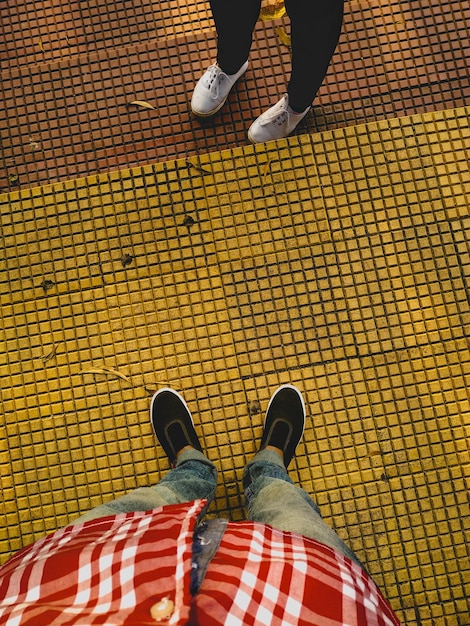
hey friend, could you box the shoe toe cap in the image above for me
[248,122,274,144]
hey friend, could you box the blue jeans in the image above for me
[72,449,362,568]
[72,449,217,524]
[243,449,363,567]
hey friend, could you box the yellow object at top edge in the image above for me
[259,0,286,21]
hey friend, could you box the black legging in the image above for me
[209,0,344,112]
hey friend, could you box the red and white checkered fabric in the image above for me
[0,501,401,626]
[0,500,202,625]
[191,522,401,626]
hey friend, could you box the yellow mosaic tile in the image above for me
[1,107,470,626]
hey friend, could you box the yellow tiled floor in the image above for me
[1,107,469,625]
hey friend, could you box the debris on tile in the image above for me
[365,449,382,459]
[40,279,55,292]
[42,343,62,363]
[277,27,291,48]
[182,214,195,228]
[128,100,156,110]
[81,366,132,385]
[29,137,41,151]
[186,160,212,175]
[262,158,272,184]
[121,253,134,267]
[248,400,261,415]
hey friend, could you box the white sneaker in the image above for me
[248,94,310,144]
[191,62,249,117]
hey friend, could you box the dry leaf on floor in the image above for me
[262,158,272,184]
[365,449,383,458]
[42,343,62,363]
[187,160,212,175]
[82,367,169,395]
[38,38,45,53]
[129,100,156,110]
[81,367,132,384]
[277,27,291,48]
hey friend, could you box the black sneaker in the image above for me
[150,388,203,466]
[260,385,306,468]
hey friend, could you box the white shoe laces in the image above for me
[260,96,291,127]
[204,64,229,101]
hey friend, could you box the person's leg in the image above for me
[191,0,260,117]
[247,0,344,142]
[285,0,344,112]
[243,385,364,569]
[209,0,261,74]
[72,388,217,524]
[243,449,363,567]
[72,448,217,524]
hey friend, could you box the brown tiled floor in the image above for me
[0,0,214,67]
[1,0,469,190]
